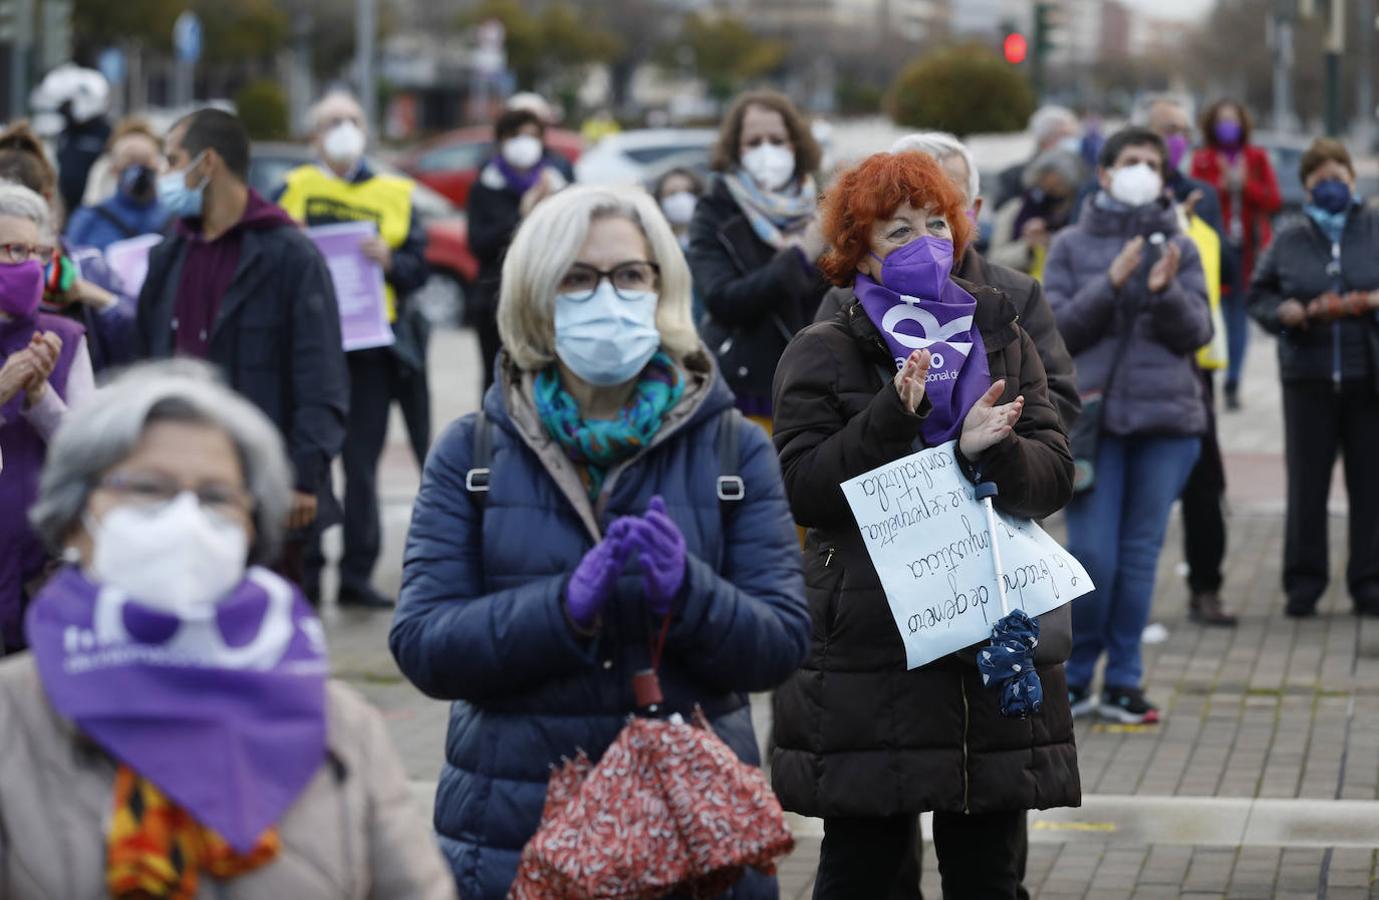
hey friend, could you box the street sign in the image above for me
[173,11,202,64]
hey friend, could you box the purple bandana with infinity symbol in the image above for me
[26,565,329,853]
[855,272,991,445]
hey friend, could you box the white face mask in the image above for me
[1109,163,1164,207]
[1057,135,1082,155]
[659,191,697,226]
[502,135,544,170]
[741,143,796,192]
[322,121,366,165]
[88,492,249,616]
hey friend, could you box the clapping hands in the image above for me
[564,496,689,630]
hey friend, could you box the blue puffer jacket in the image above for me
[389,350,809,900]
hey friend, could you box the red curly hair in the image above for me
[819,151,973,287]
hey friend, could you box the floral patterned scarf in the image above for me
[534,352,685,501]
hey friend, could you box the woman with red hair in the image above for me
[769,151,1078,898]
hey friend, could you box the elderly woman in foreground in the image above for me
[389,184,809,899]
[769,151,1078,899]
[0,360,455,900]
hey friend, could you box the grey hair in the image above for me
[1023,149,1083,190]
[1131,94,1194,127]
[30,360,293,564]
[496,184,699,372]
[1029,105,1079,146]
[889,131,980,204]
[307,89,364,134]
[0,181,51,233]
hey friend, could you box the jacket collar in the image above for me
[837,275,1022,364]
[1078,193,1181,239]
[488,346,728,541]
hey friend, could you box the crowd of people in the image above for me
[0,77,1372,899]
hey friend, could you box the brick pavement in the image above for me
[320,328,1379,897]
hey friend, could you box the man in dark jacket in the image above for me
[135,108,348,590]
[276,91,430,609]
[818,131,1080,433]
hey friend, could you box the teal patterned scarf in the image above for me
[534,352,686,501]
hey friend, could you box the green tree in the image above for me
[888,46,1035,136]
[235,78,289,139]
[670,13,786,102]
[459,0,618,91]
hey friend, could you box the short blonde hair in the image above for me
[497,185,699,372]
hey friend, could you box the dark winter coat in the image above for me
[815,249,1082,431]
[465,156,568,320]
[389,349,809,900]
[135,210,349,523]
[1248,204,1379,388]
[769,280,1079,819]
[688,176,829,414]
[1043,196,1213,438]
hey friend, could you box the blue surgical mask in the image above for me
[157,154,207,219]
[1309,178,1352,215]
[554,281,661,386]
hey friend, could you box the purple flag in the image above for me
[26,566,328,853]
[855,274,991,445]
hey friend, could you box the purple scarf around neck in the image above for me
[26,565,329,853]
[854,273,991,445]
[494,154,544,194]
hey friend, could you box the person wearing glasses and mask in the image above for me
[276,91,431,610]
[688,90,829,431]
[134,108,348,596]
[65,118,170,252]
[0,183,95,655]
[389,185,808,899]
[0,360,457,899]
[467,107,571,393]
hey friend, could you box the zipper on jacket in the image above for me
[960,675,971,814]
[824,546,835,567]
[1331,241,1343,392]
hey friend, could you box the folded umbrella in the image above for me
[973,481,1043,719]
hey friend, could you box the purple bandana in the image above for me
[855,264,990,445]
[26,565,329,853]
[495,154,544,194]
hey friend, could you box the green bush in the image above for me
[235,79,290,141]
[837,78,885,116]
[888,46,1036,137]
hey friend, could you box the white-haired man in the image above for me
[275,91,432,609]
[819,131,1080,432]
[992,105,1081,211]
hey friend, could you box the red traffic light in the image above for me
[1003,32,1028,64]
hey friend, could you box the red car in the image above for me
[399,125,585,208]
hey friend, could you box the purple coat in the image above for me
[1043,196,1212,438]
[0,312,84,653]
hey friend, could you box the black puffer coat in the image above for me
[1249,205,1379,387]
[688,176,829,414]
[769,281,1081,818]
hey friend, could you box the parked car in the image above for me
[396,125,584,208]
[574,128,718,186]
[249,142,477,325]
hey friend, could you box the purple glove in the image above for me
[625,495,688,616]
[566,519,634,629]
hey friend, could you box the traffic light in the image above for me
[1003,32,1028,65]
[1031,1,1058,97]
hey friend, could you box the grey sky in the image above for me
[1123,0,1212,21]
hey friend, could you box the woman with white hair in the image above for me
[390,184,809,899]
[0,181,94,654]
[987,148,1084,278]
[0,360,456,899]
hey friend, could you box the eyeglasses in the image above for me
[0,243,56,265]
[558,261,660,301]
[97,472,255,522]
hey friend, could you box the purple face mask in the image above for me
[874,234,955,299]
[1165,133,1190,171]
[1214,119,1243,149]
[0,259,44,321]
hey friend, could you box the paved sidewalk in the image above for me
[320,328,1379,898]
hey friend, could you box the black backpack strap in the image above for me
[466,410,492,505]
[716,409,744,503]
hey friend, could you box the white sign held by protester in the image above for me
[841,441,1093,670]
[104,234,163,299]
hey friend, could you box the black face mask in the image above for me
[118,164,157,204]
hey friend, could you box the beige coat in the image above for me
[0,654,458,900]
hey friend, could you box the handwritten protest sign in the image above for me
[841,441,1093,670]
